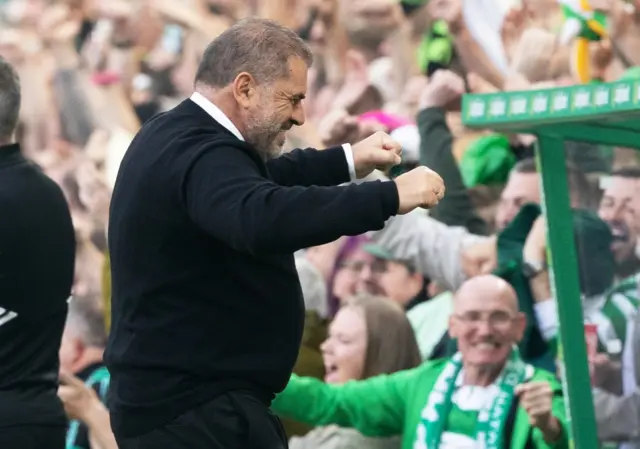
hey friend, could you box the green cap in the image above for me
[460,133,516,188]
[362,243,416,271]
[362,243,395,260]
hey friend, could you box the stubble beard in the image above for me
[245,102,286,161]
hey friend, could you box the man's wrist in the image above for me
[522,257,547,279]
[540,416,563,443]
[83,399,109,426]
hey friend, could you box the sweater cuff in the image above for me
[314,145,353,185]
[342,143,357,181]
[379,180,400,218]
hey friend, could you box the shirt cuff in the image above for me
[534,298,558,341]
[342,143,357,181]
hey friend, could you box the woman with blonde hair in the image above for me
[288,294,421,449]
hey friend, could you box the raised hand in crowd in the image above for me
[591,0,640,67]
[428,0,463,34]
[38,4,81,46]
[461,236,498,278]
[501,6,527,65]
[341,0,404,39]
[317,108,360,147]
[516,381,563,443]
[591,352,623,393]
[510,27,556,83]
[418,69,466,111]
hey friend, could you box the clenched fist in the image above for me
[318,109,359,147]
[351,131,403,179]
[419,70,466,110]
[394,166,445,214]
[516,381,563,442]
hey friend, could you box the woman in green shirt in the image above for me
[286,293,421,449]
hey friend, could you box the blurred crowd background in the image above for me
[5,0,640,447]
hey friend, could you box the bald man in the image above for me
[272,275,570,449]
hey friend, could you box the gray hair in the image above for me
[0,56,20,143]
[66,295,107,348]
[195,17,313,88]
[295,256,328,318]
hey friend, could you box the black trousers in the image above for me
[116,391,288,449]
[0,424,66,449]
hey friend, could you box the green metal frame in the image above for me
[461,79,640,449]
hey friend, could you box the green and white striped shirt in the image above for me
[536,273,640,449]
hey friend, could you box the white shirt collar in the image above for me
[189,92,245,142]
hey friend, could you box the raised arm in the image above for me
[272,368,420,437]
[266,145,353,187]
[416,70,488,235]
[267,131,404,187]
[183,144,398,254]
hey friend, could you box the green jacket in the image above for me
[273,359,569,449]
[281,311,327,438]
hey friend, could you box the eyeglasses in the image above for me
[453,311,516,329]
[338,260,389,274]
[338,259,416,275]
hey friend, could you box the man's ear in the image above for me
[448,315,458,339]
[232,72,256,108]
[408,271,424,293]
[514,312,527,341]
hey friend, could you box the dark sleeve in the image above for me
[266,146,351,187]
[183,144,398,254]
[417,107,488,235]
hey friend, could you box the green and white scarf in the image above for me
[589,275,640,449]
[414,348,526,449]
[589,274,640,356]
[545,274,639,359]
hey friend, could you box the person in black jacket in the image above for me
[106,17,445,449]
[0,57,76,449]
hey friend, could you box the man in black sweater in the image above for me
[106,18,445,449]
[0,57,76,449]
